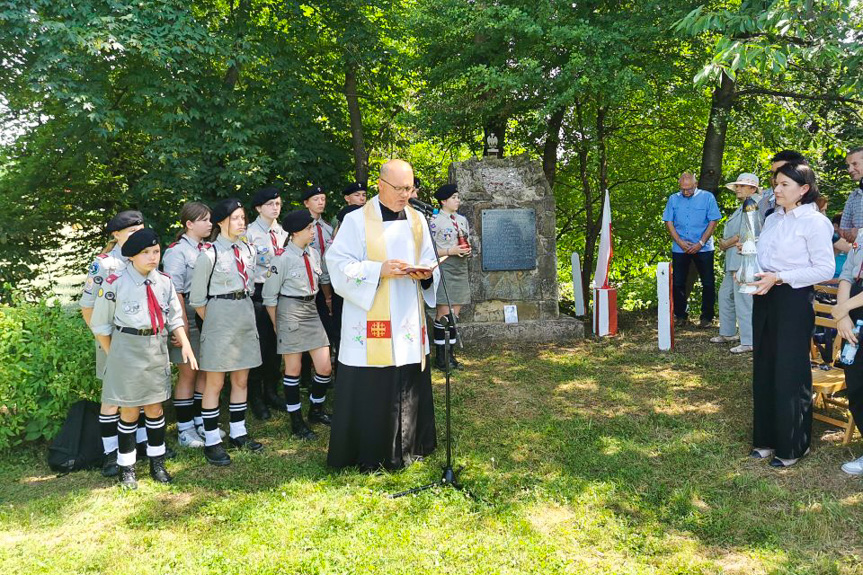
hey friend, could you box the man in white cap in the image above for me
[711,173,761,353]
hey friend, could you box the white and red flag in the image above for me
[592,190,617,336]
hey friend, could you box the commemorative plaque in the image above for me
[481,208,536,271]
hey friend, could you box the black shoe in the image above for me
[264,382,288,412]
[204,443,232,466]
[674,316,688,327]
[101,449,119,477]
[308,403,332,426]
[164,446,176,460]
[118,465,137,490]
[290,411,317,440]
[448,350,462,370]
[228,435,264,452]
[250,395,271,420]
[434,345,448,370]
[698,318,713,328]
[148,455,172,483]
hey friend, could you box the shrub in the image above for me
[0,300,100,450]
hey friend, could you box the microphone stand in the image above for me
[391,203,466,498]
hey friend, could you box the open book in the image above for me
[404,255,448,275]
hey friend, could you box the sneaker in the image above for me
[730,344,753,354]
[841,455,863,475]
[710,335,739,343]
[196,424,226,440]
[178,428,205,448]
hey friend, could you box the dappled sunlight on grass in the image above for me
[3,311,863,573]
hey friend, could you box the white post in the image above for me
[657,262,673,350]
[571,253,585,317]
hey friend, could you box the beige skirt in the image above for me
[101,331,172,407]
[199,296,262,372]
[436,255,471,305]
[276,296,330,354]
[169,299,202,365]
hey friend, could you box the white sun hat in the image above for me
[724,172,760,191]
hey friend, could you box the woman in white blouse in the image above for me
[747,162,834,468]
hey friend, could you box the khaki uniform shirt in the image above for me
[430,210,470,251]
[245,216,288,284]
[162,235,203,295]
[189,235,256,308]
[80,245,128,309]
[262,242,328,306]
[90,266,184,336]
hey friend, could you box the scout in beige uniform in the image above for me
[162,202,212,447]
[90,228,196,489]
[430,184,471,370]
[189,198,263,466]
[262,210,332,440]
[79,210,144,477]
[245,187,289,420]
[304,185,336,341]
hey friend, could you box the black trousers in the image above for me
[672,250,715,321]
[752,284,814,459]
[249,284,282,387]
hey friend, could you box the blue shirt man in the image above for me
[662,173,721,327]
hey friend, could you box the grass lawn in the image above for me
[2,311,863,574]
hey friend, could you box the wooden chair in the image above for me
[811,292,857,444]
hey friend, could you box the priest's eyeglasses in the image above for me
[379,177,414,195]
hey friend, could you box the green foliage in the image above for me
[0,301,99,450]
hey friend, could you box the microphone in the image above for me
[409,197,438,216]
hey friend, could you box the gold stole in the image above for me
[364,200,427,368]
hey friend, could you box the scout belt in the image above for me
[280,294,315,302]
[116,326,158,336]
[211,290,249,301]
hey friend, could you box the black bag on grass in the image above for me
[47,400,103,473]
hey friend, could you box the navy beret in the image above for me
[105,210,144,234]
[211,198,244,224]
[281,210,315,234]
[251,187,280,207]
[342,181,367,196]
[337,204,362,224]
[434,184,458,202]
[121,228,160,257]
[301,185,325,201]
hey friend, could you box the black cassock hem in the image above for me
[327,358,437,471]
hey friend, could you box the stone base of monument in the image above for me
[453,318,585,347]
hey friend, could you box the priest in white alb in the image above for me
[325,159,440,471]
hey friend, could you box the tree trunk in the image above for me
[698,72,736,194]
[542,107,565,188]
[344,63,368,184]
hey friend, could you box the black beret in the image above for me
[211,198,244,224]
[434,184,458,202]
[121,228,160,257]
[413,176,422,190]
[105,210,144,234]
[342,181,367,196]
[337,204,362,224]
[251,187,280,207]
[301,185,325,201]
[281,210,315,234]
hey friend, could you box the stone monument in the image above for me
[446,154,584,344]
